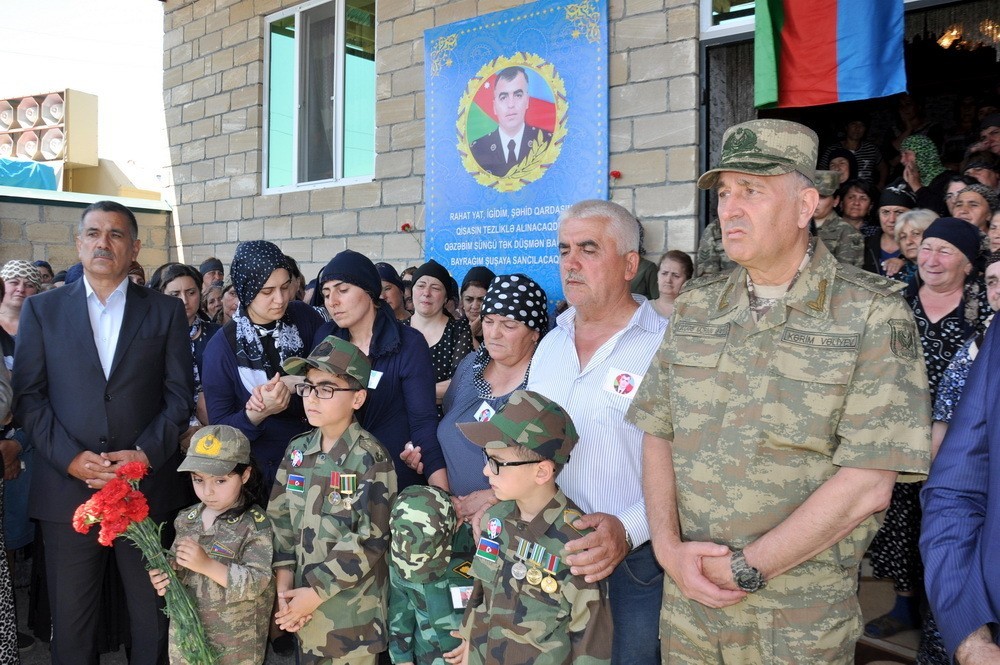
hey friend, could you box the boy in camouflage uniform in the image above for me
[388,485,475,665]
[268,336,398,665]
[449,390,612,665]
[150,424,275,665]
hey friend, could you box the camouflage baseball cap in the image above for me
[282,335,371,386]
[389,485,457,582]
[697,119,819,190]
[814,170,841,197]
[456,390,578,465]
[178,424,251,476]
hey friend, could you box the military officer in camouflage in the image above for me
[812,169,864,267]
[388,485,475,665]
[694,217,735,277]
[268,336,398,664]
[448,390,612,665]
[627,119,931,664]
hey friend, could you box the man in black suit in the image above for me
[470,66,552,177]
[14,200,193,665]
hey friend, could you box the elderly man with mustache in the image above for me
[527,199,667,665]
[626,120,932,664]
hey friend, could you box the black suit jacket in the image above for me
[470,124,553,177]
[13,279,194,522]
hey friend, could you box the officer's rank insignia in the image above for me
[287,474,305,493]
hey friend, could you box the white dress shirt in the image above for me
[84,275,130,379]
[497,126,523,163]
[528,296,667,547]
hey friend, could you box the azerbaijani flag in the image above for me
[754,0,907,109]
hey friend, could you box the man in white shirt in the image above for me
[14,200,193,665]
[528,199,667,665]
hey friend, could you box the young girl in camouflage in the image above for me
[149,424,276,665]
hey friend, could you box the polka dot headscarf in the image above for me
[481,273,548,332]
[230,240,289,307]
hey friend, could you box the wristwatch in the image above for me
[730,549,766,593]
[624,530,634,552]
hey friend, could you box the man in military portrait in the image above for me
[470,66,552,177]
[626,119,931,664]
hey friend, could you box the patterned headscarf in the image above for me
[471,274,548,398]
[228,241,304,392]
[959,183,1000,215]
[901,134,945,186]
[1,260,42,291]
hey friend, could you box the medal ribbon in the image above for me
[330,471,340,489]
[340,473,358,495]
[515,537,531,560]
[528,542,547,567]
[544,553,561,575]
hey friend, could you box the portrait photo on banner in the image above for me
[424,0,608,304]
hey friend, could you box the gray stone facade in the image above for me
[162,0,699,275]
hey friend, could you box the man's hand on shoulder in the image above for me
[956,626,1000,664]
[654,536,746,609]
[563,512,630,583]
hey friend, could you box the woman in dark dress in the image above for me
[866,219,991,658]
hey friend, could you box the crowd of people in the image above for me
[0,105,998,665]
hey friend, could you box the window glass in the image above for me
[268,17,295,188]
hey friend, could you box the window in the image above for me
[264,0,376,192]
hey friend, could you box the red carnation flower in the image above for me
[117,462,149,482]
[124,491,150,522]
[400,222,413,232]
[609,170,622,179]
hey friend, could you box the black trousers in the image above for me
[41,519,169,665]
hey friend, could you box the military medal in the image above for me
[541,553,562,594]
[525,567,544,585]
[525,540,550,586]
[511,561,528,580]
[340,473,358,507]
[511,537,532,581]
[328,471,341,505]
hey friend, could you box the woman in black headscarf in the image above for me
[201,240,324,489]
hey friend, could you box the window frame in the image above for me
[262,0,375,194]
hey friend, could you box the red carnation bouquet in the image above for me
[73,462,216,664]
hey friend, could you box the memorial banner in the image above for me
[424,0,608,302]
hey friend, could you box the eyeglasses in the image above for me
[295,382,357,399]
[483,451,541,475]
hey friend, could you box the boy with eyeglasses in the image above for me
[267,335,398,664]
[444,390,612,665]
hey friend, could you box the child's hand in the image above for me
[443,632,468,665]
[175,537,211,574]
[274,587,323,632]
[148,569,170,597]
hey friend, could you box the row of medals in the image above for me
[511,560,558,593]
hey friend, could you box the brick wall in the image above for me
[162,0,700,276]
[0,198,171,275]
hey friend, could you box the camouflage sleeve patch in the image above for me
[889,318,918,360]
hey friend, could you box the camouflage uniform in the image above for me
[388,486,476,665]
[626,238,932,663]
[455,390,613,665]
[169,503,275,665]
[268,422,398,664]
[813,170,864,268]
[461,491,612,665]
[694,219,736,277]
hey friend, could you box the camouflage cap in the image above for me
[814,170,841,197]
[282,335,371,386]
[456,390,578,465]
[389,485,457,582]
[698,119,819,190]
[178,424,251,476]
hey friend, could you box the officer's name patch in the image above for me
[673,322,730,337]
[781,328,859,349]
